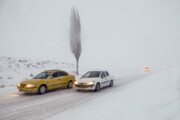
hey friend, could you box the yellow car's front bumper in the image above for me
[17,87,38,93]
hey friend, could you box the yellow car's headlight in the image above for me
[75,81,79,85]
[17,83,20,87]
[86,81,94,85]
[26,84,35,88]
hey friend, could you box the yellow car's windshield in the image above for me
[33,72,51,79]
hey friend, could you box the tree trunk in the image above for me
[76,60,79,75]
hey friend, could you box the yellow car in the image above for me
[17,70,75,94]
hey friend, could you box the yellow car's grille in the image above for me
[20,84,26,88]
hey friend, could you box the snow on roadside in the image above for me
[48,68,180,120]
[0,56,153,88]
[0,57,75,88]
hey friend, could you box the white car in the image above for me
[75,71,114,91]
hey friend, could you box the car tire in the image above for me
[67,81,73,89]
[109,80,113,87]
[95,83,100,92]
[38,85,47,94]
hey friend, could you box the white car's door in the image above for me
[100,71,108,87]
[105,71,111,86]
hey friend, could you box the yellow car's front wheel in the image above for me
[38,85,47,94]
[67,81,73,89]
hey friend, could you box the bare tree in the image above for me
[70,7,82,75]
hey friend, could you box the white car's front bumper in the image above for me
[75,84,96,90]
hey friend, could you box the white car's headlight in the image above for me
[26,84,35,88]
[86,81,94,85]
[75,81,79,85]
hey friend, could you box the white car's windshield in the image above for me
[82,71,101,78]
[33,72,51,79]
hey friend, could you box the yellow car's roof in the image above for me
[44,69,63,72]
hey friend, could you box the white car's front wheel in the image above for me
[109,80,113,87]
[95,83,100,92]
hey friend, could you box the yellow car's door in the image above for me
[57,71,69,87]
[47,72,61,89]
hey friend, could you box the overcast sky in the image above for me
[0,0,180,69]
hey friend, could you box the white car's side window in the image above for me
[105,71,109,77]
[101,72,106,78]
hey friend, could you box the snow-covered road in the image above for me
[0,68,180,120]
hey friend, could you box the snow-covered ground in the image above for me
[0,57,180,120]
[48,68,180,120]
[1,0,180,119]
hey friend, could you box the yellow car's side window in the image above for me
[51,72,59,78]
[59,71,68,77]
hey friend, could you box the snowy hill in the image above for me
[0,57,75,88]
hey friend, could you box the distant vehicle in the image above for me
[144,67,151,72]
[162,66,167,69]
[17,70,75,94]
[75,71,114,92]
